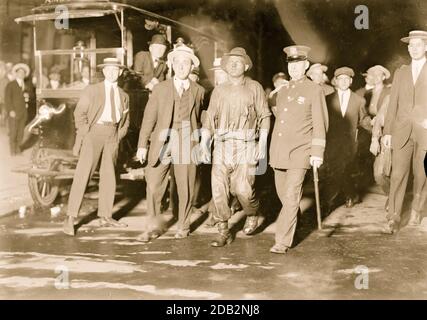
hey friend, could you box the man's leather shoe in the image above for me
[383,220,398,234]
[99,217,127,228]
[137,230,161,242]
[270,243,289,254]
[63,217,75,236]
[243,216,258,235]
[174,230,190,239]
[211,222,233,247]
[407,209,421,226]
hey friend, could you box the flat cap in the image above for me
[362,65,391,79]
[334,66,355,78]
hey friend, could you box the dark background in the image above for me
[1,0,426,89]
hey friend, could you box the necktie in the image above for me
[179,82,185,97]
[110,85,117,123]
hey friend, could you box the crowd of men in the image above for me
[3,30,425,254]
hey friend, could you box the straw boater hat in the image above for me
[167,44,200,67]
[220,47,253,71]
[400,30,427,43]
[97,57,126,69]
[12,63,30,77]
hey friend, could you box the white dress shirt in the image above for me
[412,56,426,84]
[337,88,351,117]
[173,76,190,97]
[97,80,121,123]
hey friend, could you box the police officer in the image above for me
[200,47,271,247]
[269,45,329,254]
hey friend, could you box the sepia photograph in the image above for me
[0,0,426,304]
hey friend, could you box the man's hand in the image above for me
[199,144,211,164]
[370,138,380,156]
[151,77,160,85]
[136,147,148,164]
[310,156,323,168]
[145,82,154,91]
[421,118,427,129]
[9,111,16,118]
[255,141,267,161]
[382,135,392,149]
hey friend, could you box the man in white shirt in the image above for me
[383,30,427,232]
[63,58,130,236]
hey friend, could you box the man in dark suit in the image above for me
[268,45,328,254]
[136,44,205,241]
[324,67,371,209]
[383,30,427,232]
[133,34,168,91]
[63,58,130,236]
[5,63,30,156]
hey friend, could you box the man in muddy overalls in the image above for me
[200,47,271,247]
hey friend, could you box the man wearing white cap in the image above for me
[307,63,334,96]
[63,57,130,236]
[5,63,30,156]
[383,30,427,232]
[136,43,205,241]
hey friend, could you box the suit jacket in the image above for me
[356,86,390,117]
[138,79,205,166]
[326,91,371,157]
[384,63,427,150]
[73,82,130,154]
[133,51,168,87]
[5,80,28,119]
[269,77,329,169]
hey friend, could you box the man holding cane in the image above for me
[269,45,329,254]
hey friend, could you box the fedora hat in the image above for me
[401,30,427,43]
[12,63,30,77]
[148,34,168,46]
[221,47,253,71]
[97,57,126,69]
[167,44,200,67]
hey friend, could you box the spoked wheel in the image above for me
[28,145,59,208]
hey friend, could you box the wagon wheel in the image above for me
[28,145,60,208]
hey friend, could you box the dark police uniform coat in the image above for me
[269,77,329,169]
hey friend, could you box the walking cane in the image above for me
[313,165,322,230]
